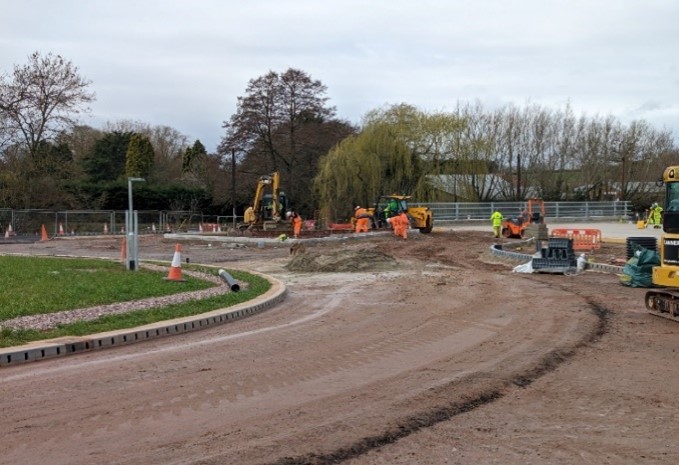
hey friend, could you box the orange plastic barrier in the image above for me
[550,228,601,251]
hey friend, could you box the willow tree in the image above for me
[313,121,430,223]
[313,104,468,221]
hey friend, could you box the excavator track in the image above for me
[645,289,679,323]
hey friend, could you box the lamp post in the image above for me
[127,177,145,270]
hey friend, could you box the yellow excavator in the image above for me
[241,172,290,230]
[644,165,679,322]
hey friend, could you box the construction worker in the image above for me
[518,208,529,226]
[354,206,371,233]
[649,202,663,229]
[290,211,303,238]
[383,197,399,219]
[490,210,503,238]
[389,210,409,240]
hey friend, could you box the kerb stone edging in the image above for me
[0,271,286,367]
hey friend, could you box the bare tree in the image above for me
[220,68,350,214]
[0,51,95,157]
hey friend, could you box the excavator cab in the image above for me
[260,192,289,222]
[644,166,679,321]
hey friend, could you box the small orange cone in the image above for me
[40,224,49,241]
[120,237,127,262]
[164,243,185,282]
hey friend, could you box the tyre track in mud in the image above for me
[263,298,611,465]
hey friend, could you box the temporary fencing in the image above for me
[0,209,243,238]
[550,228,602,252]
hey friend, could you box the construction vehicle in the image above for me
[367,194,433,233]
[501,198,545,238]
[645,165,679,322]
[241,172,290,230]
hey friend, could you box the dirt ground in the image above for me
[1,230,678,465]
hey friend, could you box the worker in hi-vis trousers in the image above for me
[490,210,503,238]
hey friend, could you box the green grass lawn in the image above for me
[0,256,271,348]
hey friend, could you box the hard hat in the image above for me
[355,206,360,210]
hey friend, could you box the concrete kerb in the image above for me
[0,268,287,368]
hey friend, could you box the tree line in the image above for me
[1,51,676,223]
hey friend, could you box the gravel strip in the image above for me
[1,266,242,332]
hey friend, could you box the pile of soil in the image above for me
[285,247,398,272]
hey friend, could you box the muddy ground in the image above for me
[1,230,678,465]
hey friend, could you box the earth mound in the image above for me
[286,247,398,272]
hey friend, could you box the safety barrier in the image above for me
[550,228,602,251]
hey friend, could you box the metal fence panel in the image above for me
[422,201,631,222]
[0,202,631,238]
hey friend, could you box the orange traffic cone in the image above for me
[40,224,49,241]
[58,223,65,235]
[120,236,127,262]
[164,243,185,282]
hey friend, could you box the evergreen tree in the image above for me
[125,134,154,178]
[82,131,132,183]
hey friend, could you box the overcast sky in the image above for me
[2,0,678,153]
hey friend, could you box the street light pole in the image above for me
[127,177,145,270]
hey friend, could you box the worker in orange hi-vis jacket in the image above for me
[389,210,409,240]
[354,206,370,233]
[291,211,303,238]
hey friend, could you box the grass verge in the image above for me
[0,257,271,348]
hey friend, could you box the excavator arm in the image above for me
[270,172,281,220]
[244,173,275,225]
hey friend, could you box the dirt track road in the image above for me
[1,231,679,465]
